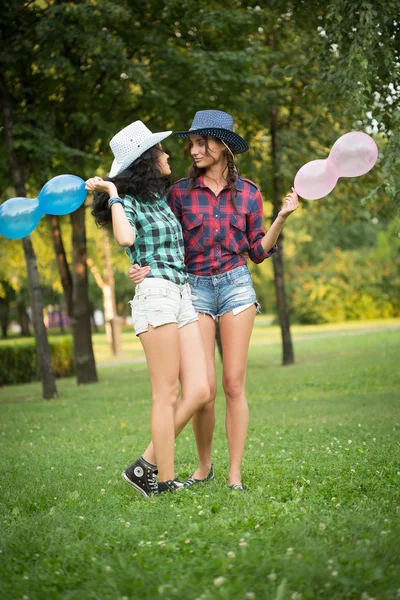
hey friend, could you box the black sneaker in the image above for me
[122,457,158,497]
[185,463,214,487]
[157,479,185,494]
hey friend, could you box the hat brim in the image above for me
[109,130,172,178]
[172,128,248,154]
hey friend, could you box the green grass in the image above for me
[3,317,398,365]
[0,328,399,599]
[89,316,400,365]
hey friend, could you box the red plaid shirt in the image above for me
[168,175,277,276]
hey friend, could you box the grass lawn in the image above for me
[89,317,400,365]
[0,327,399,599]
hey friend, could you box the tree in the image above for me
[0,71,57,398]
[47,215,73,318]
[70,205,98,383]
[2,0,396,373]
[308,0,400,201]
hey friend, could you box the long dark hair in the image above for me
[186,136,238,210]
[91,145,170,227]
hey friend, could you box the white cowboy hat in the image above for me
[109,121,172,178]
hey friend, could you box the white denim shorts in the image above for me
[129,278,198,336]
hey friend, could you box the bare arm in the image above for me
[85,177,136,247]
[261,188,299,252]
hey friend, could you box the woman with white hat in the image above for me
[86,120,209,496]
[129,110,299,490]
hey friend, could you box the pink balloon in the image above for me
[294,131,378,200]
[329,131,378,177]
[294,159,339,201]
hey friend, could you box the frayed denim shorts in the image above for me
[188,265,260,321]
[129,278,198,336]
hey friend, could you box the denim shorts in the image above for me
[129,278,198,336]
[188,265,260,321]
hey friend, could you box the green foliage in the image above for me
[1,0,398,328]
[309,0,400,201]
[0,336,74,385]
[0,330,399,599]
[49,336,75,379]
[0,343,38,386]
[290,247,400,324]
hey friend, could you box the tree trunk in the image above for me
[1,71,58,398]
[91,303,99,334]
[57,303,65,333]
[102,229,122,356]
[0,297,9,338]
[87,232,122,357]
[270,105,295,366]
[22,236,59,397]
[70,205,98,384]
[47,215,73,317]
[17,298,31,336]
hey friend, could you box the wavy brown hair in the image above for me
[186,137,239,210]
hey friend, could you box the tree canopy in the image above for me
[1,0,399,332]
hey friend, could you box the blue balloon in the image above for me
[39,174,87,216]
[0,197,41,240]
[0,174,87,240]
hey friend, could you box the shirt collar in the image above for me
[194,174,242,191]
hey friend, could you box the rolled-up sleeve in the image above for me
[247,189,278,263]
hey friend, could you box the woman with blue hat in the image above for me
[86,120,210,496]
[129,110,299,490]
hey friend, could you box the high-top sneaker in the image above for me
[122,457,158,497]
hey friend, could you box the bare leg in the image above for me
[139,323,180,482]
[142,321,209,463]
[219,306,256,485]
[191,313,217,480]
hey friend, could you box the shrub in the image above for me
[0,344,38,386]
[290,248,400,324]
[0,336,74,386]
[49,337,75,378]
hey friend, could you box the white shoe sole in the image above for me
[121,471,151,498]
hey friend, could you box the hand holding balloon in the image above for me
[294,132,378,200]
[278,187,299,218]
[85,176,117,197]
[0,175,87,239]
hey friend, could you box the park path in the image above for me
[99,323,400,368]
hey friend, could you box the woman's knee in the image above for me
[152,383,180,409]
[202,384,216,411]
[222,376,245,401]
[199,381,213,409]
[188,380,213,410]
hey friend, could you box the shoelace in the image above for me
[148,469,158,494]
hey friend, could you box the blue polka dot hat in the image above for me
[173,110,248,154]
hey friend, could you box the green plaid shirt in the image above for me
[124,194,187,285]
